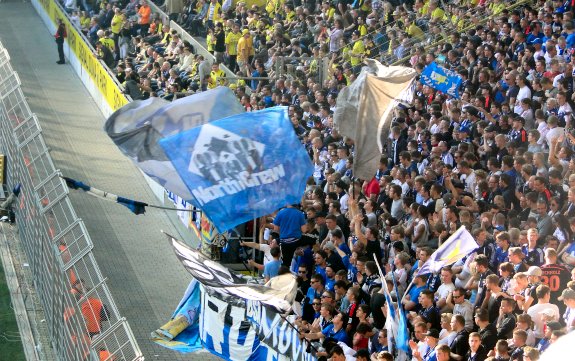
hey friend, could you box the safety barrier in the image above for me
[0,42,142,361]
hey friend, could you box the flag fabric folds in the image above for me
[334,59,416,180]
[420,62,463,99]
[63,176,148,215]
[159,107,313,232]
[391,270,410,361]
[417,226,479,276]
[151,279,203,352]
[166,232,295,313]
[104,87,245,201]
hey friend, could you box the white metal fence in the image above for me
[0,41,143,361]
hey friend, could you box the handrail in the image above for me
[391,0,536,66]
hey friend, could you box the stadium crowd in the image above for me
[59,0,575,359]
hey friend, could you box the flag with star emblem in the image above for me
[417,226,478,276]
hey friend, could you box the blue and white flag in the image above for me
[159,107,314,232]
[420,62,463,98]
[151,279,203,352]
[105,87,245,201]
[417,226,479,276]
[391,271,410,361]
[63,176,148,214]
[372,255,397,357]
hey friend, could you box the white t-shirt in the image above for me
[438,330,456,345]
[436,283,455,304]
[514,85,532,114]
[545,126,564,146]
[527,303,560,338]
[464,172,477,198]
[259,244,273,265]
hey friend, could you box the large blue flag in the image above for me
[159,107,314,232]
[417,226,479,276]
[420,62,463,98]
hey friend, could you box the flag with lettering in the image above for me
[159,107,313,232]
[420,62,463,99]
[166,232,295,312]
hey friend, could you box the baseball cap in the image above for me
[465,106,479,117]
[425,329,440,339]
[442,193,454,205]
[242,29,249,35]
[324,241,336,251]
[558,288,575,301]
[513,116,526,124]
[354,349,370,358]
[526,266,542,277]
[546,321,563,331]
[485,125,497,133]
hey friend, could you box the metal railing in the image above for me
[0,42,142,361]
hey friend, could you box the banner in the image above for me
[246,300,317,361]
[334,59,415,180]
[167,232,295,312]
[159,107,314,232]
[151,280,311,360]
[420,62,463,99]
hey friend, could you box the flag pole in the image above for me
[279,313,320,354]
[400,277,416,303]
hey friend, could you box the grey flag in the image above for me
[334,60,416,180]
[104,87,244,200]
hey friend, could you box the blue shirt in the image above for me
[322,324,349,344]
[493,247,509,270]
[334,159,346,173]
[306,287,321,305]
[263,259,281,279]
[315,265,327,283]
[273,207,306,240]
[326,277,335,292]
[408,285,426,309]
[567,33,575,49]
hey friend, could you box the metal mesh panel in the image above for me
[14,114,42,145]
[0,48,10,66]
[0,72,20,98]
[0,41,142,361]
[2,88,34,128]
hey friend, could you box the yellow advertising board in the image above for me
[37,0,128,111]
